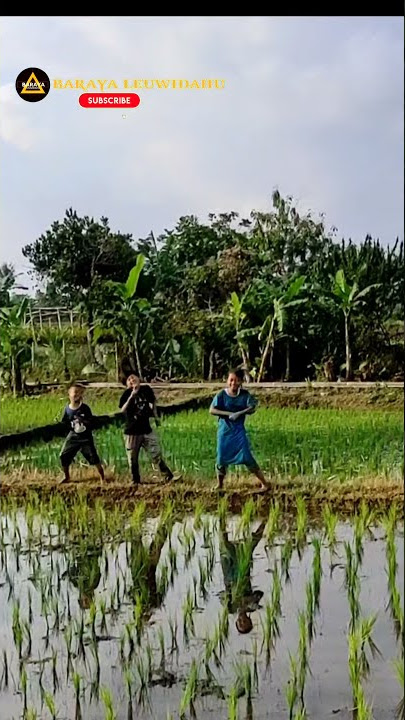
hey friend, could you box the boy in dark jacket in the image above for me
[59,383,104,484]
[119,374,177,486]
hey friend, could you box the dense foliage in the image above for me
[1,193,403,389]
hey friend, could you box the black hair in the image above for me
[69,382,85,390]
[228,368,244,382]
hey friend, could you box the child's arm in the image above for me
[120,390,137,413]
[209,391,233,417]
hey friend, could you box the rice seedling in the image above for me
[20,663,28,713]
[297,611,310,706]
[311,537,322,613]
[285,652,299,720]
[43,691,58,720]
[182,589,196,645]
[295,497,308,553]
[237,498,257,538]
[228,684,239,720]
[358,615,382,678]
[266,500,281,546]
[24,710,38,720]
[322,504,339,567]
[281,538,294,582]
[100,687,117,720]
[179,659,199,719]
[193,500,205,531]
[345,542,360,631]
[261,601,281,666]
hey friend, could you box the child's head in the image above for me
[236,610,253,634]
[68,383,85,404]
[126,374,140,390]
[227,368,244,392]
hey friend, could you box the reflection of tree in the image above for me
[67,541,102,610]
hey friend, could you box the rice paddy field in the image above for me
[1,408,403,489]
[0,494,403,720]
[1,389,403,718]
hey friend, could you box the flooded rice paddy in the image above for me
[0,495,403,720]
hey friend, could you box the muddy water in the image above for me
[0,513,403,720]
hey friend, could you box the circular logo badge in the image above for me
[15,68,50,102]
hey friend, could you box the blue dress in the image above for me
[211,388,258,468]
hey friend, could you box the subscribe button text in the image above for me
[79,93,141,108]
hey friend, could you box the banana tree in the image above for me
[93,254,147,379]
[227,290,259,380]
[256,275,307,382]
[331,269,380,380]
[0,298,31,395]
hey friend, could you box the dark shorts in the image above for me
[60,433,100,467]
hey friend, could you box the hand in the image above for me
[229,412,240,421]
[131,388,139,397]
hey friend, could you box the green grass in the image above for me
[1,408,403,483]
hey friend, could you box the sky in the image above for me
[1,16,403,290]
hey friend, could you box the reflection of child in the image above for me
[219,520,266,634]
[59,384,104,484]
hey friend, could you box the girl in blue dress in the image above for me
[210,369,270,491]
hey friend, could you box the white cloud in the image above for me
[0,16,403,279]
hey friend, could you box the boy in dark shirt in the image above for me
[119,374,176,487]
[59,383,105,484]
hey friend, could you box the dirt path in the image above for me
[2,474,403,518]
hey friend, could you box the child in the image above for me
[209,368,270,492]
[59,384,104,484]
[119,374,177,487]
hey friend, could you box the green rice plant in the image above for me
[180,659,199,719]
[285,652,299,720]
[305,581,316,645]
[43,691,58,720]
[237,498,257,538]
[322,504,338,566]
[182,589,196,645]
[73,670,81,703]
[20,663,28,712]
[24,710,38,720]
[198,556,208,600]
[228,685,239,720]
[393,658,404,720]
[311,537,322,613]
[293,710,308,720]
[345,542,360,631]
[193,500,205,531]
[100,687,117,720]
[218,497,228,531]
[281,538,294,582]
[358,615,382,678]
[266,500,281,545]
[261,601,280,666]
[295,497,308,553]
[271,563,282,616]
[297,611,310,704]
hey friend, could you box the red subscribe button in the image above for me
[79,93,141,108]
